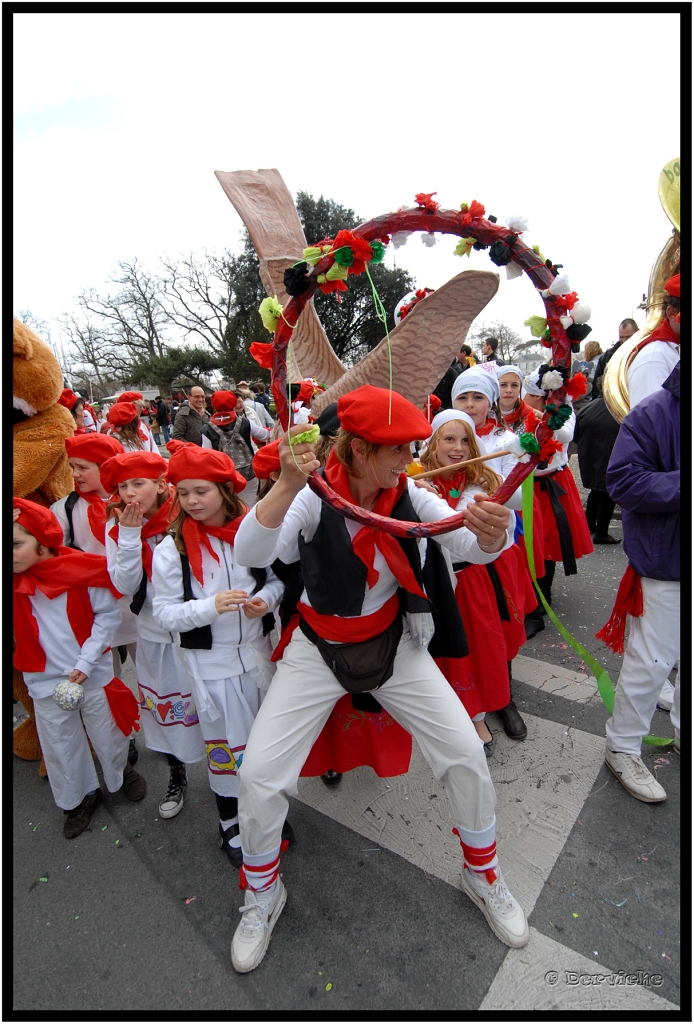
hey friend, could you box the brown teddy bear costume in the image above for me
[13,318,75,771]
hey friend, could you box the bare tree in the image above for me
[468,320,534,365]
[56,310,129,394]
[78,258,169,360]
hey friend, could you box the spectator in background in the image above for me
[171,386,210,446]
[432,344,477,410]
[570,341,603,415]
[58,389,87,434]
[481,337,504,366]
[153,396,171,443]
[252,382,272,413]
[591,319,639,399]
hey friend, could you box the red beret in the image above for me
[252,439,281,480]
[100,451,168,494]
[211,390,238,413]
[107,402,138,426]
[58,389,82,412]
[117,391,143,403]
[13,498,64,550]
[337,385,432,445]
[665,274,680,298]
[65,433,123,464]
[166,447,247,493]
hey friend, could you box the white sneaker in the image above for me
[604,747,666,802]
[231,878,286,973]
[461,865,529,947]
[657,680,674,712]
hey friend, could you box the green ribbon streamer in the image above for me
[364,264,393,424]
[520,475,670,745]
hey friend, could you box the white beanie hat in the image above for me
[496,364,524,384]
[451,366,500,406]
[430,409,476,435]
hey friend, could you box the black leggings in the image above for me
[214,793,239,821]
[585,490,615,537]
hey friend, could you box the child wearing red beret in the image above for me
[151,446,287,865]
[102,452,206,820]
[13,498,145,838]
[229,385,528,973]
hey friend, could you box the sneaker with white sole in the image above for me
[231,878,286,973]
[657,679,675,712]
[461,865,529,947]
[604,747,666,802]
[159,764,187,819]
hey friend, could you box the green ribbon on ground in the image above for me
[520,474,670,745]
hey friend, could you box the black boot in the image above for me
[496,665,528,740]
[127,737,138,765]
[321,770,343,787]
[535,561,556,614]
[524,607,545,640]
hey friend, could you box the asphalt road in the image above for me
[12,516,682,1014]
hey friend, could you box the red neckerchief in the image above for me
[433,470,467,509]
[502,400,534,426]
[108,497,174,581]
[75,484,109,545]
[323,450,427,600]
[475,417,498,437]
[638,318,680,347]
[13,549,121,673]
[180,512,247,586]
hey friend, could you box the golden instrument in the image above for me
[603,157,680,423]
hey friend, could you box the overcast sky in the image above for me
[14,11,680,365]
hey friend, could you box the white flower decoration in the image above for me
[541,370,564,392]
[392,231,411,249]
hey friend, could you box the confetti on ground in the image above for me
[318,972,322,976]
[325,983,333,991]
[39,877,48,883]
[594,951,599,957]
[572,912,579,918]
[635,890,642,903]
[32,825,39,832]
[135,833,142,837]
[662,953,672,961]
[185,897,196,905]
[74,916,79,920]
[115,840,121,846]
[655,758,670,765]
[101,826,108,832]
[157,847,163,851]
[600,894,628,907]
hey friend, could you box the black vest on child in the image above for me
[297,479,468,659]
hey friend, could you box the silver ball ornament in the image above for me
[53,680,85,711]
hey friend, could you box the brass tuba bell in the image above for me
[603,157,680,423]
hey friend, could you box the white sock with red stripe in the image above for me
[240,844,281,894]
[453,819,499,883]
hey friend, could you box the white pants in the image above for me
[136,639,206,763]
[606,578,680,755]
[112,642,138,690]
[238,627,495,856]
[33,686,130,810]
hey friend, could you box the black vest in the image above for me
[297,480,467,659]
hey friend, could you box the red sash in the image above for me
[13,549,120,672]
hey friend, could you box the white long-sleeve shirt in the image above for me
[22,586,121,699]
[106,522,172,644]
[233,479,514,619]
[151,533,283,679]
[627,341,679,409]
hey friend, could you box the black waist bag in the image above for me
[299,613,403,694]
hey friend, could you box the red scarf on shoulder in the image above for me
[108,497,174,581]
[640,318,680,347]
[180,513,247,586]
[475,417,498,437]
[502,400,535,427]
[323,451,427,601]
[76,485,109,546]
[433,470,467,509]
[13,549,121,673]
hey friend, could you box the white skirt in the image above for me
[195,671,263,797]
[136,639,206,763]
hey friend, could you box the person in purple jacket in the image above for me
[598,362,680,802]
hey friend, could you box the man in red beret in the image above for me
[229,385,529,972]
[627,272,681,408]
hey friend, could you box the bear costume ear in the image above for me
[13,319,36,360]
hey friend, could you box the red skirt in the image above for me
[434,563,510,718]
[493,546,536,661]
[534,465,594,563]
[300,694,412,778]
